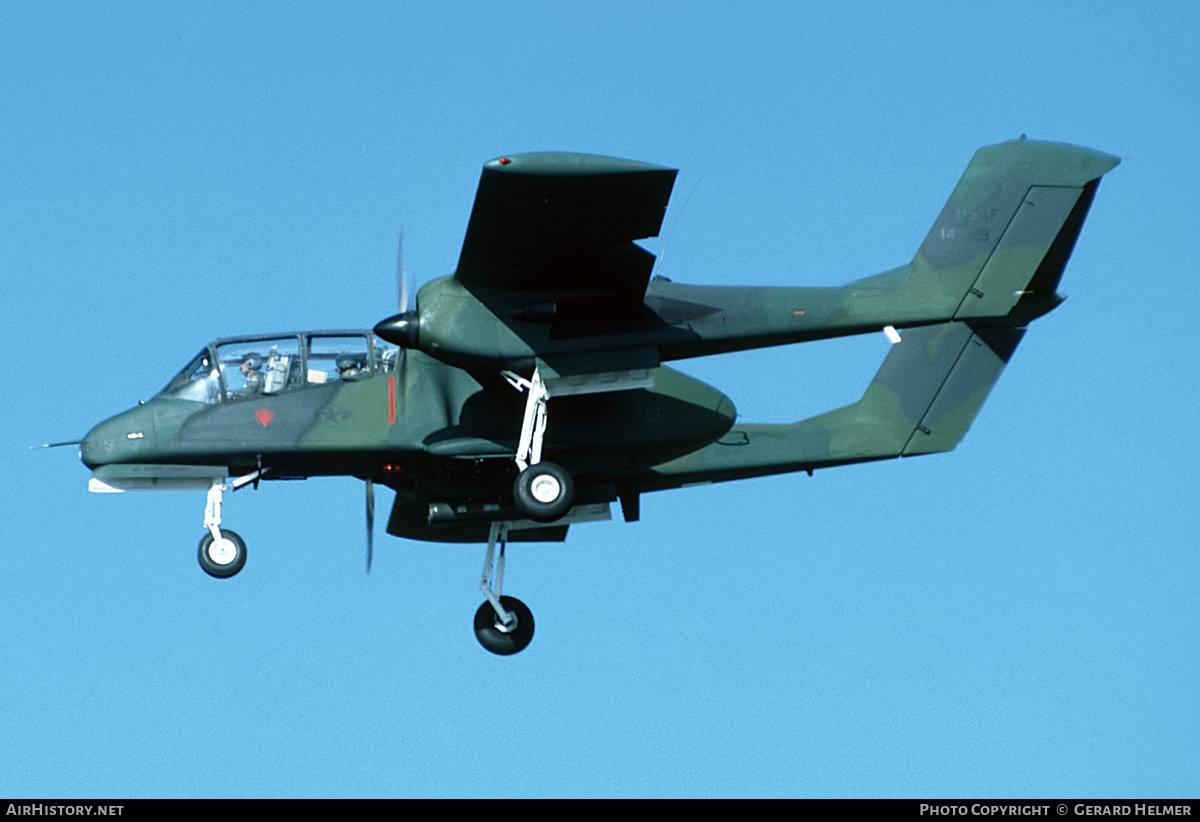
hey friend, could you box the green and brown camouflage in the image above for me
[81,138,1120,545]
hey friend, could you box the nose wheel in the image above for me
[198,528,247,578]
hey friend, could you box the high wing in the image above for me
[454,153,678,303]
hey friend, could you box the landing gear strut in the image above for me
[504,367,574,522]
[474,521,534,655]
[197,475,255,578]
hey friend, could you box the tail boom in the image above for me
[646,139,1119,362]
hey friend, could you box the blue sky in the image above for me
[3,1,1197,798]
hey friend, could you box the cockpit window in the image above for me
[160,349,221,403]
[308,334,373,384]
[216,337,302,399]
[160,332,393,404]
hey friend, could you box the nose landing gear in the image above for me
[196,474,257,578]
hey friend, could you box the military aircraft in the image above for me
[74,138,1118,655]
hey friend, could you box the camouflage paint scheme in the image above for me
[81,139,1120,544]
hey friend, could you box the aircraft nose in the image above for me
[80,418,120,469]
[80,406,155,469]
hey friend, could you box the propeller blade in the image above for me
[374,225,420,349]
[395,226,409,313]
[366,478,375,574]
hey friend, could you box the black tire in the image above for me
[512,462,574,523]
[197,529,247,578]
[474,596,535,655]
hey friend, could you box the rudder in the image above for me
[790,321,1024,464]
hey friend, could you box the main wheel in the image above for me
[512,462,574,523]
[197,529,247,578]
[474,596,535,655]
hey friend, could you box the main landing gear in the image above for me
[474,521,534,655]
[504,367,575,522]
[469,367,592,653]
[196,475,256,578]
[466,367,573,654]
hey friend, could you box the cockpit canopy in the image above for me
[159,331,400,404]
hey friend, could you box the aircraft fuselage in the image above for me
[81,339,736,498]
